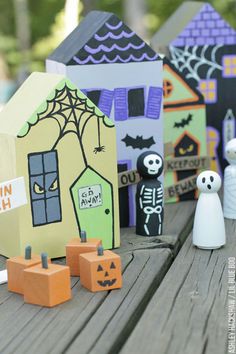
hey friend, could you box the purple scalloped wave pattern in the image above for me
[73,52,159,65]
[94,31,135,41]
[105,21,123,30]
[84,42,145,54]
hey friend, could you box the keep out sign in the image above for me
[0,177,27,213]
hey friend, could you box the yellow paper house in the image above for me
[0,72,120,258]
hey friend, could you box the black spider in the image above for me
[93,146,105,154]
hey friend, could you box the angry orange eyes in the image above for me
[179,144,194,155]
[97,262,116,271]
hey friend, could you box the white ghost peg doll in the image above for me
[193,170,226,249]
[223,138,236,219]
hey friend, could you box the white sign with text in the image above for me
[0,177,27,213]
[78,184,102,209]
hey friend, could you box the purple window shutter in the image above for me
[98,89,114,117]
[146,86,163,119]
[114,88,128,121]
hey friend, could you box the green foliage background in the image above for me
[0,0,235,78]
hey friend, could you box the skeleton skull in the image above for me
[137,151,163,178]
[143,154,163,175]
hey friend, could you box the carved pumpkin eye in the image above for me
[49,178,58,192]
[97,265,103,271]
[34,182,45,194]
[110,262,116,269]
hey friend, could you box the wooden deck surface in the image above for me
[0,200,231,354]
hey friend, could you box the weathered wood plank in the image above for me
[119,200,195,257]
[0,201,195,354]
[65,249,172,354]
[121,218,235,354]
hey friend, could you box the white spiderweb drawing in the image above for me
[170,45,223,84]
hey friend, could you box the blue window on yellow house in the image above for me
[28,151,62,226]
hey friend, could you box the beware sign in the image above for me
[0,177,27,213]
[164,175,197,199]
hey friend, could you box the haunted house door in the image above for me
[70,166,114,249]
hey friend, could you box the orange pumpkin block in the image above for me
[24,254,71,307]
[79,246,122,292]
[66,231,101,276]
[7,246,41,294]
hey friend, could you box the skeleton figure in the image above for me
[136,151,164,236]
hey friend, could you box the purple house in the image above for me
[151,1,236,174]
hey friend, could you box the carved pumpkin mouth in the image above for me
[97,279,116,287]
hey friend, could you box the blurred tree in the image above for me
[64,0,79,36]
[0,0,235,79]
[123,0,147,39]
[13,0,31,82]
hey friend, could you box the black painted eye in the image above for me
[110,262,116,269]
[210,176,214,182]
[202,177,206,183]
[97,265,103,271]
[149,160,154,165]
[156,159,159,164]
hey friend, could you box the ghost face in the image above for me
[137,151,163,178]
[197,170,221,193]
[225,138,236,165]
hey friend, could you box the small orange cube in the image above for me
[24,263,71,307]
[66,238,101,276]
[79,246,122,292]
[7,254,41,294]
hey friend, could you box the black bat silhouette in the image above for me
[121,134,156,150]
[174,114,193,128]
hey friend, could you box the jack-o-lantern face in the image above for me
[96,261,117,287]
[79,249,122,292]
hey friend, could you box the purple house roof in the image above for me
[171,3,236,47]
[151,2,236,53]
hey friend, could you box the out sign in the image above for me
[78,185,102,209]
[0,177,27,213]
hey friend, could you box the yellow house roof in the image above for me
[0,72,65,137]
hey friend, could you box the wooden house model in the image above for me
[0,72,119,258]
[152,1,236,174]
[46,11,164,228]
[163,58,207,202]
